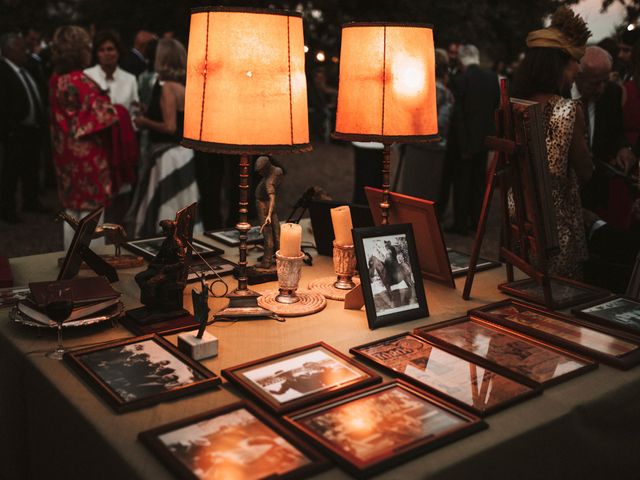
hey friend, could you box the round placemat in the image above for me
[308,276,360,301]
[257,289,327,317]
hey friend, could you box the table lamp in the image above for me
[182,7,311,319]
[333,22,439,225]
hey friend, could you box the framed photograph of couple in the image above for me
[139,401,328,480]
[350,333,539,416]
[472,299,640,369]
[352,224,429,329]
[64,334,221,413]
[414,316,597,389]
[572,296,640,338]
[221,342,381,414]
[283,380,486,478]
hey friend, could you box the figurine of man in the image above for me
[255,156,283,269]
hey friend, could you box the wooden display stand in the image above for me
[463,79,561,308]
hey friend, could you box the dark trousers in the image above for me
[452,151,487,230]
[0,127,41,214]
[194,151,227,230]
[352,145,383,205]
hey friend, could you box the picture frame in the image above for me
[204,226,263,247]
[627,252,640,300]
[498,276,610,310]
[471,299,640,370]
[572,296,640,338]
[364,187,454,288]
[123,237,224,261]
[350,333,539,416]
[221,342,381,414]
[352,223,429,329]
[446,248,501,278]
[413,316,597,389]
[64,334,221,413]
[139,401,329,480]
[284,380,486,478]
[185,257,236,281]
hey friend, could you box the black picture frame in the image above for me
[498,276,610,310]
[222,342,381,414]
[627,253,640,300]
[471,299,640,370]
[572,296,640,338]
[139,401,329,480]
[64,334,220,413]
[352,223,429,329]
[284,380,486,479]
[204,226,264,247]
[413,316,598,389]
[446,248,501,278]
[350,333,539,416]
[123,237,224,261]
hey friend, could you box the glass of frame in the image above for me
[572,296,640,338]
[139,401,328,480]
[498,277,609,310]
[350,333,539,416]
[222,342,381,414]
[204,226,264,247]
[446,248,501,278]
[472,299,640,369]
[123,237,224,260]
[64,334,220,413]
[284,380,486,478]
[413,316,597,388]
[352,224,429,329]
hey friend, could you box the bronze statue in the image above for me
[254,156,284,269]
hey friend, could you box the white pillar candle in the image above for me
[280,223,302,257]
[331,205,353,246]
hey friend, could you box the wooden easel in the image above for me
[463,79,559,308]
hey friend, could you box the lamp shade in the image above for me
[334,23,438,142]
[183,7,310,154]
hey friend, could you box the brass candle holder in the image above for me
[275,251,305,304]
[333,241,357,290]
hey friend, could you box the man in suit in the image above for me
[0,33,49,223]
[572,46,637,219]
[448,44,500,234]
[120,30,156,78]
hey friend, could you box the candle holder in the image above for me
[275,251,305,304]
[308,241,360,301]
[332,241,357,290]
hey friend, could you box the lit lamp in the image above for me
[183,7,311,319]
[333,22,439,224]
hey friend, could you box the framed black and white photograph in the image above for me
[222,342,381,414]
[284,380,486,478]
[123,237,224,261]
[447,248,501,278]
[64,334,221,413]
[572,296,640,337]
[204,226,263,247]
[353,224,428,329]
[139,401,328,480]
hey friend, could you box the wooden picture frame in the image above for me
[572,296,640,338]
[471,299,640,370]
[413,316,597,389]
[627,253,640,300]
[204,226,263,247]
[352,224,429,329]
[123,237,224,261]
[139,401,329,480]
[284,380,486,479]
[364,187,454,288]
[64,334,220,413]
[447,248,501,278]
[350,333,539,416]
[498,276,609,310]
[221,342,381,414]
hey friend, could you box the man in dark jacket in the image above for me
[448,44,500,234]
[0,33,49,223]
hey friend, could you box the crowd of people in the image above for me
[0,9,639,292]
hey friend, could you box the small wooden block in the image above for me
[177,331,218,360]
[308,276,360,301]
[257,289,327,317]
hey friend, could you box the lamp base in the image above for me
[214,288,281,321]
